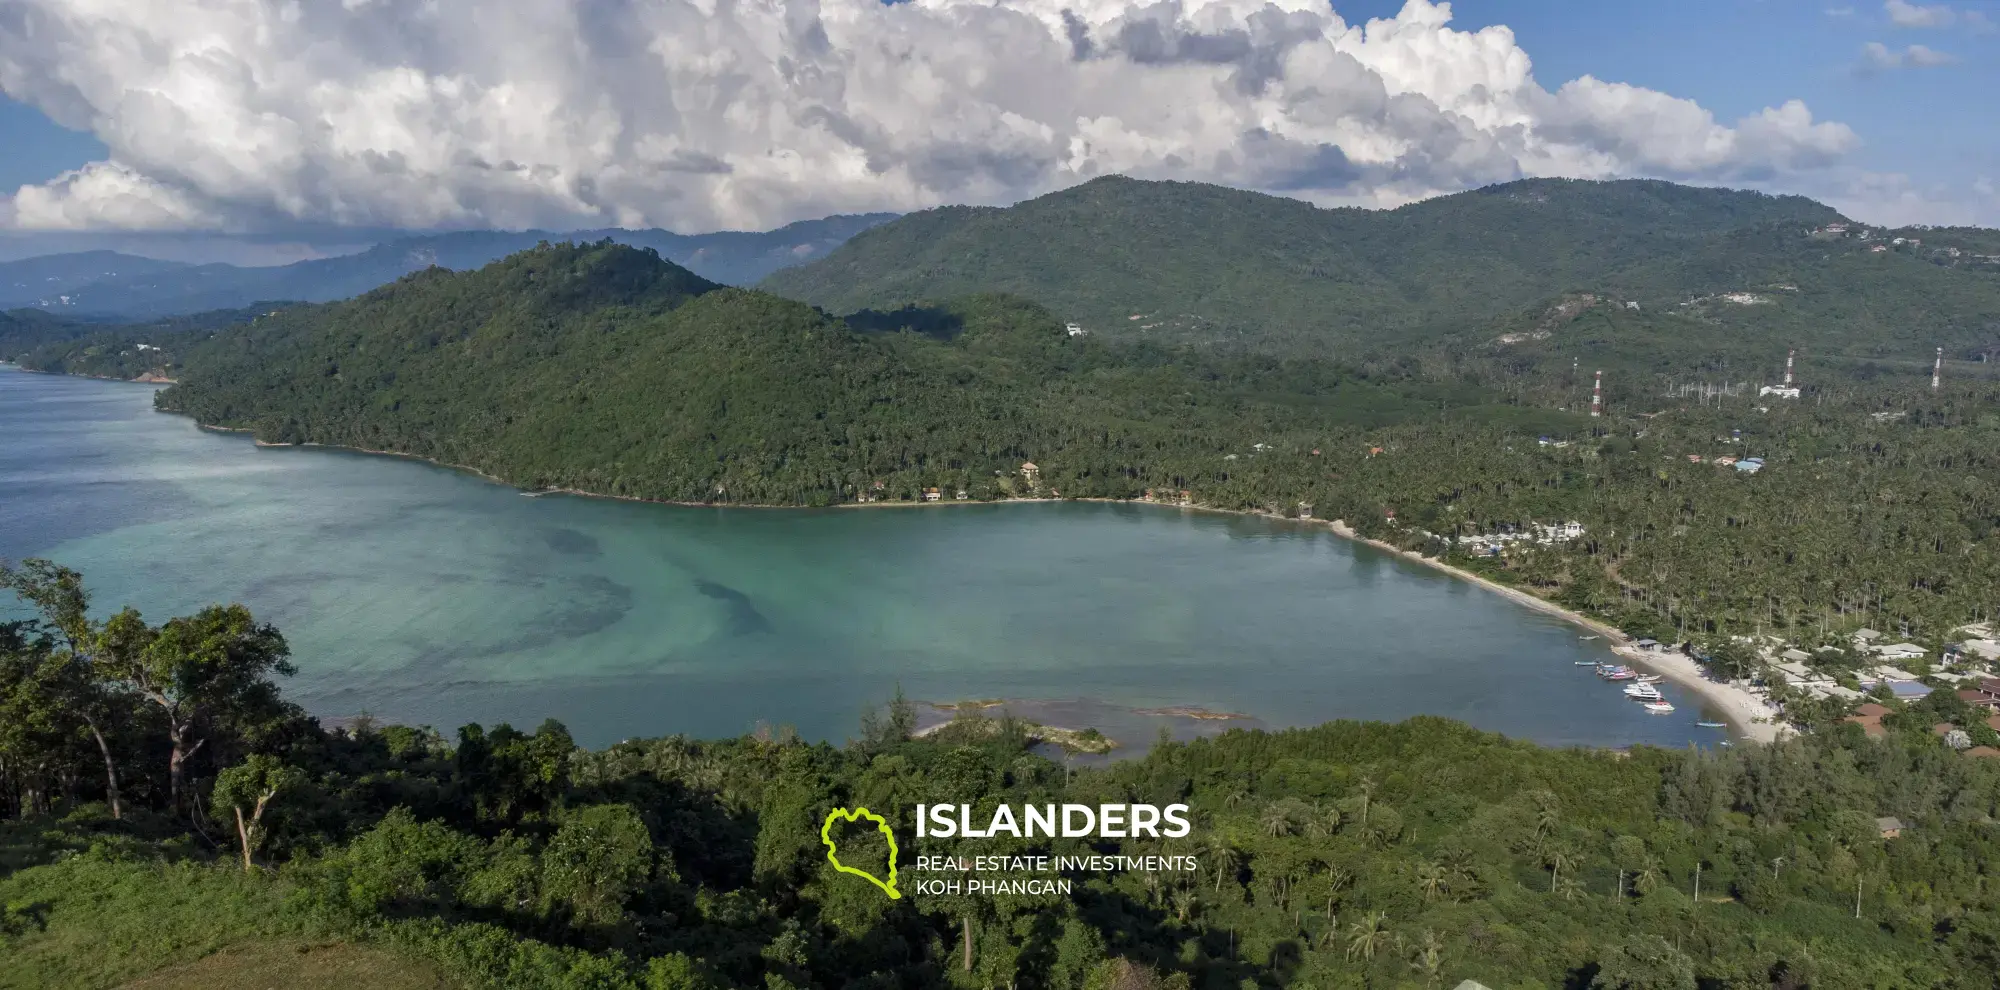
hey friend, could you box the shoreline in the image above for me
[1322,521,1783,743]
[138,394,1781,744]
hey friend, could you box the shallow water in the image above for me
[1,367,1728,749]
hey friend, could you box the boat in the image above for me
[1695,721,1727,728]
[1642,700,1676,714]
[1578,635,1599,641]
[1624,684,1664,701]
[1635,674,1663,683]
[1574,660,1599,666]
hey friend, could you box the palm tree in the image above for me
[1544,845,1576,894]
[1409,929,1446,987]
[1634,856,1663,895]
[1555,874,1586,903]
[1305,802,1340,838]
[1355,775,1377,827]
[1414,860,1449,903]
[1206,838,1241,893]
[1533,791,1561,841]
[1346,911,1391,961]
[1261,802,1296,837]
[1171,889,1197,924]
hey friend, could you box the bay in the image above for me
[1,367,1724,749]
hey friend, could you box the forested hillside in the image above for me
[154,240,1554,506]
[760,176,2000,359]
[4,563,1999,990]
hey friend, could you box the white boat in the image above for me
[1578,635,1599,641]
[1635,674,1664,684]
[1574,660,1599,666]
[1643,700,1676,714]
[1624,683,1664,701]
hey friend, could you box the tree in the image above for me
[1592,935,1696,990]
[541,803,655,926]
[1409,929,1446,987]
[106,604,293,810]
[1346,911,1391,961]
[1,560,131,818]
[211,754,305,872]
[1415,860,1449,902]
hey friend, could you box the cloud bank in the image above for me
[0,0,1861,232]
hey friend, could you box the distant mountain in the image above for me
[0,214,896,318]
[0,251,197,309]
[760,176,2000,358]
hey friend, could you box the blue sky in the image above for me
[0,0,1994,246]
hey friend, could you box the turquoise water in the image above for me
[1,367,1725,748]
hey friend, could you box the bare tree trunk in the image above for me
[167,725,204,812]
[962,916,973,972]
[234,805,253,872]
[84,717,122,819]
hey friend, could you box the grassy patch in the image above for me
[118,941,456,990]
[0,857,308,989]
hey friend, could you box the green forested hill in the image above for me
[156,240,1560,506]
[758,176,2000,358]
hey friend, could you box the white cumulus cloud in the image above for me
[1858,41,1960,71]
[1883,0,1992,30]
[0,0,1862,232]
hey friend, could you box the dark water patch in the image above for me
[541,527,603,558]
[693,578,772,635]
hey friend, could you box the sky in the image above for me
[0,0,1994,259]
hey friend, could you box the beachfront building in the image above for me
[922,488,941,501]
[1870,642,1926,661]
[1455,520,1585,556]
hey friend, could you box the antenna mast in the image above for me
[1591,370,1603,418]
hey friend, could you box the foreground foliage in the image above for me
[5,570,2000,989]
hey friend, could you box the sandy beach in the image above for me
[1325,521,1784,743]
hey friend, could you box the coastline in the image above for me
[162,399,1781,743]
[1322,521,1783,743]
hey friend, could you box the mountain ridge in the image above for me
[0,213,896,318]
[759,175,1999,357]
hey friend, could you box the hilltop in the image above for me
[760,176,2000,359]
[0,213,894,319]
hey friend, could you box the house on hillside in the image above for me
[1847,703,1891,739]
[1876,816,1904,839]
[1735,458,1765,474]
[1020,462,1039,482]
[922,488,941,501]
[1961,678,2000,711]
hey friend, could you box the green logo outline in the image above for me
[821,806,901,899]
